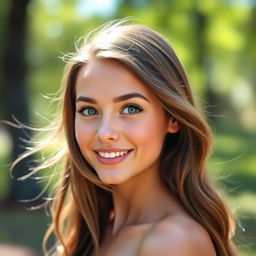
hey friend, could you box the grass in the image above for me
[209,120,256,255]
[0,209,49,255]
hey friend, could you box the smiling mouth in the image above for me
[94,149,133,165]
[98,150,129,158]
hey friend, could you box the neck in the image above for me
[110,166,179,235]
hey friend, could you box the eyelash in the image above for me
[78,106,98,116]
[77,104,143,116]
[122,104,143,115]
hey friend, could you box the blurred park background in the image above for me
[0,0,255,255]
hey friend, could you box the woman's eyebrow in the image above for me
[75,96,96,104]
[75,93,150,104]
[113,93,150,103]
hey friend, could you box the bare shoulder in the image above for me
[138,215,216,256]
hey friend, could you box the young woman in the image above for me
[14,21,237,255]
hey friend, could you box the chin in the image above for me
[97,172,128,185]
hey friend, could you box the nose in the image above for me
[96,115,119,143]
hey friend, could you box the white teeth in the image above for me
[98,151,128,158]
[110,152,115,158]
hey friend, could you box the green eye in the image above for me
[122,105,143,115]
[80,107,98,116]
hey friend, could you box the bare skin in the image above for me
[99,164,216,256]
[75,59,217,256]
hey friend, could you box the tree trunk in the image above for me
[1,0,41,205]
[192,3,218,122]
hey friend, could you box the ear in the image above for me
[167,117,180,134]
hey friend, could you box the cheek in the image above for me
[75,119,94,150]
[126,116,167,148]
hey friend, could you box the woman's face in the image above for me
[75,59,178,185]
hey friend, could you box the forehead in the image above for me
[75,59,155,99]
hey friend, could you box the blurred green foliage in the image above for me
[0,0,255,255]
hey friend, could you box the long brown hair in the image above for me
[13,20,237,255]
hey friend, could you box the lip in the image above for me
[93,149,133,165]
[94,148,132,153]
